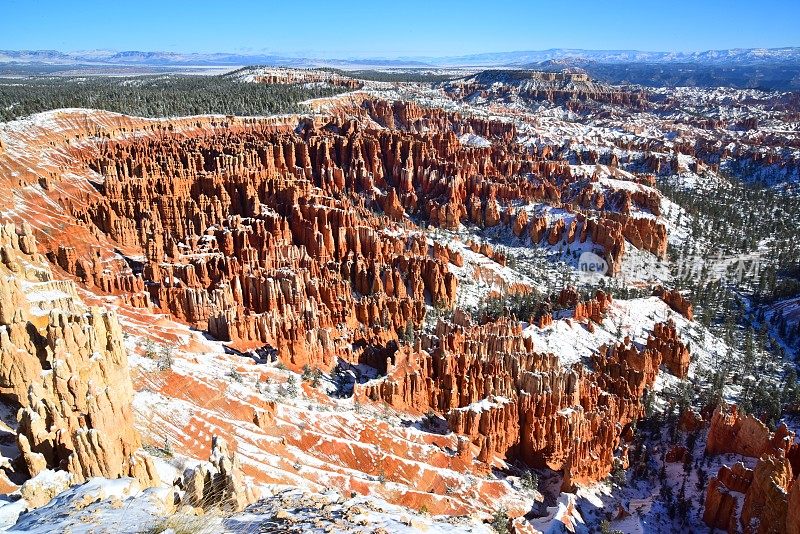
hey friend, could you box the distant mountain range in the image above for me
[421,47,800,67]
[2,47,799,90]
[2,47,800,68]
[0,50,429,68]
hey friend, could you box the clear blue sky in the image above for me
[2,0,798,57]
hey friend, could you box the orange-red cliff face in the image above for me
[649,320,690,378]
[703,404,800,533]
[704,454,799,534]
[355,305,689,490]
[0,103,686,516]
[705,404,795,459]
[7,100,669,374]
[654,286,694,320]
[789,480,800,534]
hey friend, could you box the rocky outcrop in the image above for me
[741,454,793,533]
[706,404,795,458]
[719,462,755,494]
[249,68,362,89]
[64,123,520,369]
[228,485,494,532]
[519,209,666,276]
[704,476,743,533]
[603,211,668,258]
[19,470,72,509]
[654,286,694,320]
[703,403,800,533]
[177,436,259,513]
[0,223,157,490]
[0,101,676,381]
[52,245,150,308]
[678,408,705,432]
[2,77,797,528]
[788,480,800,534]
[444,71,649,110]
[703,454,797,534]
[467,240,506,266]
[355,312,685,489]
[648,320,690,378]
[571,289,612,323]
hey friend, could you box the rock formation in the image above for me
[648,320,690,378]
[678,408,705,432]
[444,71,649,109]
[0,98,747,526]
[355,311,688,489]
[0,99,677,382]
[741,454,793,533]
[703,403,800,533]
[571,289,613,323]
[0,223,157,490]
[706,404,795,458]
[177,436,259,513]
[788,480,800,534]
[704,463,752,532]
[654,286,694,320]
[249,68,362,89]
[703,454,799,534]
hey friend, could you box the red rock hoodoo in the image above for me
[356,309,689,489]
[703,404,800,533]
[0,101,703,518]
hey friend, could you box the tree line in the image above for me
[0,75,348,121]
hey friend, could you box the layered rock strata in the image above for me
[704,454,799,533]
[443,71,649,109]
[706,404,796,458]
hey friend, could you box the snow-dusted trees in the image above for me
[0,75,347,121]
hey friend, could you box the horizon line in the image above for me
[2,45,800,61]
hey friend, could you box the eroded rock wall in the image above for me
[24,104,663,372]
[355,310,686,489]
[0,223,157,488]
[706,404,795,458]
[703,453,799,534]
[703,404,799,533]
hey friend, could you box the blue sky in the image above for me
[2,0,798,57]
